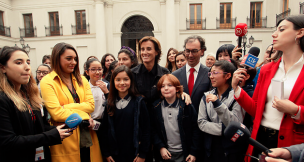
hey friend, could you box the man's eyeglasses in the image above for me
[184,49,201,55]
[208,71,227,77]
[88,69,103,73]
[36,71,49,75]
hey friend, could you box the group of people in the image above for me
[0,14,304,162]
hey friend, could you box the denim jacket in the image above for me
[152,98,201,159]
[100,96,150,159]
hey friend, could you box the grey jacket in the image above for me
[286,143,304,162]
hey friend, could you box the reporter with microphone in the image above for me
[40,43,102,162]
[232,15,304,162]
[0,46,71,162]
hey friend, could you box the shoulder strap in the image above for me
[202,95,212,122]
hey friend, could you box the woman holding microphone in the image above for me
[40,43,102,162]
[232,15,304,162]
[0,46,71,162]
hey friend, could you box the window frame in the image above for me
[48,12,60,36]
[250,2,263,28]
[75,10,86,34]
[23,13,34,37]
[219,3,233,29]
[189,4,202,30]
[0,11,4,35]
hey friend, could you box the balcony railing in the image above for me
[19,27,37,38]
[276,8,291,24]
[71,24,90,35]
[45,25,63,36]
[300,2,304,14]
[186,18,206,30]
[247,16,267,28]
[0,25,11,37]
[216,17,237,29]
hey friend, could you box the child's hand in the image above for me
[160,147,171,160]
[106,156,115,162]
[96,80,109,94]
[206,94,218,103]
[232,45,242,60]
[186,154,196,162]
[133,156,145,162]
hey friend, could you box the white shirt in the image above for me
[235,54,303,130]
[186,63,201,85]
[89,80,108,120]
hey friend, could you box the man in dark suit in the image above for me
[172,35,210,112]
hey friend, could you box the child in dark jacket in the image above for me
[100,65,150,162]
[153,74,200,162]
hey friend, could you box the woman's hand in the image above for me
[232,45,243,60]
[96,80,109,94]
[88,116,94,128]
[186,154,196,162]
[133,156,145,162]
[181,92,192,105]
[106,156,115,162]
[56,124,72,140]
[160,147,171,160]
[232,68,247,90]
[272,96,298,115]
[206,94,218,103]
[264,148,292,162]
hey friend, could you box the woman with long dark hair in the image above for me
[101,53,116,78]
[232,15,304,162]
[40,42,102,162]
[165,48,178,72]
[0,46,71,162]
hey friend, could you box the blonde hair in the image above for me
[0,46,42,111]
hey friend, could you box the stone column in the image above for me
[105,0,114,54]
[95,0,107,55]
[166,0,176,51]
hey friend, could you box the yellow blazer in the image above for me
[40,71,102,162]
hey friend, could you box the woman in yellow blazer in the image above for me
[40,42,102,162]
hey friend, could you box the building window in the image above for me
[283,0,289,12]
[75,10,86,34]
[23,14,34,37]
[220,3,232,29]
[189,4,202,30]
[49,12,60,36]
[0,11,4,36]
[250,2,262,28]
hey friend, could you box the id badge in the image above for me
[35,146,45,161]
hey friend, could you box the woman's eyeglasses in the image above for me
[208,71,227,77]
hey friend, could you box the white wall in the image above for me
[0,0,302,73]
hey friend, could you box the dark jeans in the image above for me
[251,125,278,162]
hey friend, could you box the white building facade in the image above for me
[0,0,303,73]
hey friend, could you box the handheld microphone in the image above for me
[224,121,272,156]
[65,113,82,132]
[235,23,248,59]
[240,47,260,68]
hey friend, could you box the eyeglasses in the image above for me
[208,71,227,77]
[88,68,103,73]
[36,70,49,75]
[184,49,201,55]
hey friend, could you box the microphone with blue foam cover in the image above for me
[65,113,82,132]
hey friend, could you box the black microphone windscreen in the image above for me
[224,121,251,143]
[248,47,260,57]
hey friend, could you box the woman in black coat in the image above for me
[0,46,71,162]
